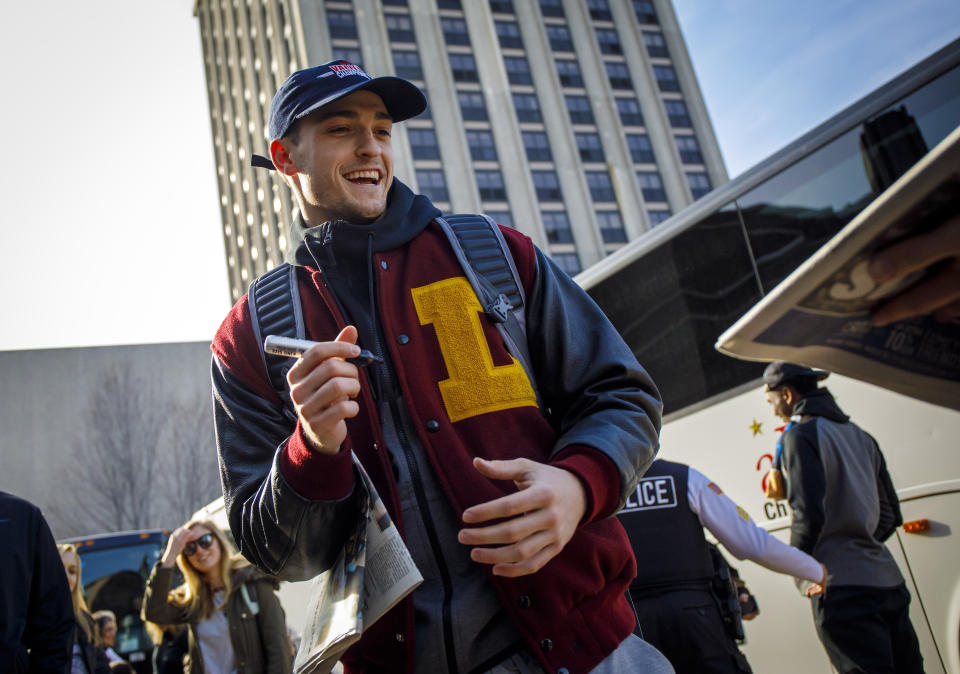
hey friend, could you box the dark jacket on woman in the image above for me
[74,612,111,674]
[141,562,291,674]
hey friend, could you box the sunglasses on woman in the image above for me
[183,533,215,557]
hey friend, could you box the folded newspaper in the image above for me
[716,123,960,411]
[294,456,423,674]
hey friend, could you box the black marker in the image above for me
[263,335,383,367]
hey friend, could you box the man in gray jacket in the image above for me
[762,362,923,674]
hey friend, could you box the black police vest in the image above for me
[618,459,715,593]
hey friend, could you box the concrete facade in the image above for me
[0,342,216,539]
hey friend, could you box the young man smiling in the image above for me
[212,61,667,674]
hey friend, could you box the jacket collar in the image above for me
[793,388,849,423]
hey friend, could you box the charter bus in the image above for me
[576,37,960,673]
[60,529,170,673]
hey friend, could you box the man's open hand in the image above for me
[286,326,362,454]
[458,457,587,578]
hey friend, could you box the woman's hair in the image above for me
[57,543,96,643]
[167,519,249,620]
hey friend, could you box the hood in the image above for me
[793,388,849,423]
[286,178,441,268]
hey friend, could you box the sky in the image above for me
[0,1,958,352]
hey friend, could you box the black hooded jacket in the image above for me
[0,491,75,674]
[781,389,904,588]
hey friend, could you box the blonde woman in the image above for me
[58,543,111,674]
[141,520,291,674]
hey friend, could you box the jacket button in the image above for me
[397,334,409,345]
[380,260,388,270]
[540,638,553,652]
[395,633,405,642]
[517,595,531,609]
[426,420,440,432]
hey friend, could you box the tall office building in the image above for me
[194,0,727,302]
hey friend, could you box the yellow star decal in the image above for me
[749,419,763,436]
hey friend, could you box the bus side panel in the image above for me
[893,493,960,674]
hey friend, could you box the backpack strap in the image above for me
[435,214,539,405]
[239,582,260,616]
[248,263,303,418]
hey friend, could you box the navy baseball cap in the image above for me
[762,361,829,390]
[251,60,426,169]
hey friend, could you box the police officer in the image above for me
[619,459,826,673]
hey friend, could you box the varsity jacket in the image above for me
[211,180,662,674]
[781,389,903,588]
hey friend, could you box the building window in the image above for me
[626,134,655,163]
[606,62,632,90]
[417,169,449,203]
[486,210,514,228]
[467,129,498,161]
[523,131,553,162]
[408,128,440,160]
[437,0,461,8]
[586,171,615,202]
[392,50,422,80]
[576,133,605,163]
[633,0,659,24]
[476,170,508,201]
[327,10,358,40]
[551,252,581,275]
[555,59,583,88]
[547,25,574,52]
[616,97,644,127]
[586,0,613,21]
[595,28,622,55]
[647,209,672,226]
[664,100,691,127]
[449,53,479,82]
[538,0,565,18]
[675,135,703,164]
[496,21,523,49]
[597,210,627,243]
[532,170,563,201]
[565,95,595,125]
[513,93,542,122]
[457,90,488,121]
[332,47,362,67]
[386,14,415,43]
[542,211,573,243]
[490,0,514,13]
[504,56,533,85]
[654,65,680,92]
[643,31,669,58]
[637,171,666,202]
[687,172,712,199]
[382,0,407,5]
[442,17,471,46]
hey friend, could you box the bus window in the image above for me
[588,203,765,413]
[70,533,168,672]
[737,62,960,293]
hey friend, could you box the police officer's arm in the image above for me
[781,427,827,555]
[687,467,823,584]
